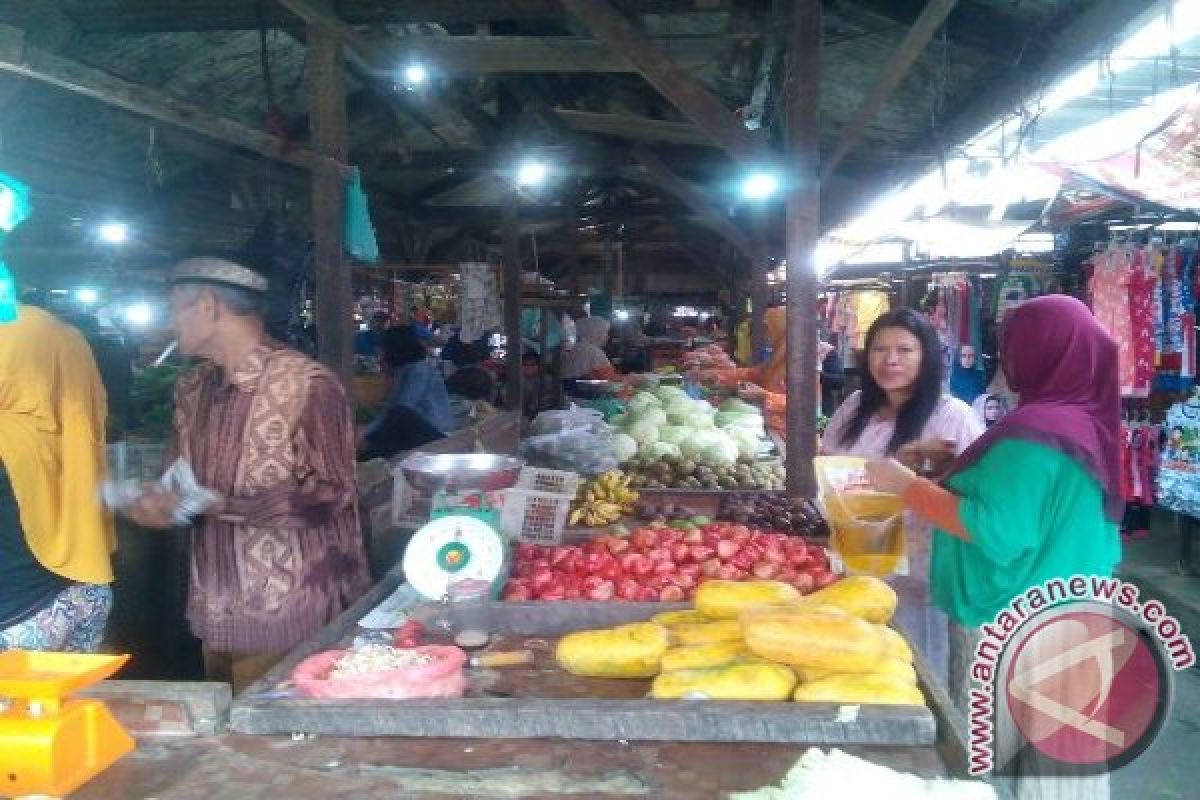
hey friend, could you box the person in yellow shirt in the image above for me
[0,301,116,651]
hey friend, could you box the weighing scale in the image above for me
[0,650,135,797]
[397,453,524,601]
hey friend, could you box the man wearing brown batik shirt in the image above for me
[125,257,370,691]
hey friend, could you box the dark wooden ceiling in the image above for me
[0,0,1149,287]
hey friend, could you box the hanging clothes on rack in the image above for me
[1159,391,1200,517]
[1089,242,1139,395]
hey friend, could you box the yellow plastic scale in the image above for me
[0,650,134,798]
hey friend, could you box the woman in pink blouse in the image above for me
[821,308,983,681]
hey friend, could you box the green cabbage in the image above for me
[699,434,740,467]
[728,428,760,460]
[626,419,661,445]
[612,432,638,463]
[654,386,690,405]
[641,441,682,461]
[659,425,690,446]
[628,392,662,413]
[720,398,758,415]
[634,407,668,428]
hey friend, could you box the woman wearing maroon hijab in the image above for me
[868,295,1120,798]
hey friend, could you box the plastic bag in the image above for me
[343,166,380,263]
[813,456,906,577]
[520,428,619,477]
[528,407,608,436]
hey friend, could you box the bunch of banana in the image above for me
[570,471,640,526]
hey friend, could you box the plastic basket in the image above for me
[500,488,572,545]
[514,466,581,497]
[391,470,434,530]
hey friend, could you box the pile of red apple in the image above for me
[504,522,836,602]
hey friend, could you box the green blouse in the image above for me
[931,438,1121,627]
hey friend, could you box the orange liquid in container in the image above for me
[824,489,906,578]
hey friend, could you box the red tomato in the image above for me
[729,550,757,571]
[808,568,837,588]
[600,562,623,582]
[700,558,723,578]
[716,564,741,581]
[670,543,692,563]
[637,587,661,602]
[538,583,567,601]
[586,579,616,601]
[516,543,539,562]
[503,584,532,601]
[676,563,702,579]
[659,585,686,602]
[776,567,798,584]
[791,573,816,593]
[630,529,659,550]
[751,562,781,580]
[653,560,677,576]
[716,540,740,560]
[644,547,672,563]
[683,530,706,544]
[618,578,642,601]
[689,544,715,562]
[670,573,697,590]
[762,541,787,564]
[531,568,556,591]
[564,586,584,600]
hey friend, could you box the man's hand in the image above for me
[896,437,958,478]
[865,458,918,496]
[123,485,182,530]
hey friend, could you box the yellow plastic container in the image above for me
[814,456,906,576]
[0,651,135,798]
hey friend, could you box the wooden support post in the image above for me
[750,212,769,359]
[308,25,352,382]
[785,0,822,497]
[502,193,524,414]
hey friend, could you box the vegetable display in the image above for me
[504,521,835,602]
[607,387,780,486]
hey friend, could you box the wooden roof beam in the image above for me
[821,0,958,181]
[0,25,340,174]
[631,146,764,267]
[66,1,731,34]
[561,0,772,168]
[368,35,755,75]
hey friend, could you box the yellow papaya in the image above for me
[695,580,802,619]
[793,575,897,624]
[792,673,925,706]
[669,619,744,646]
[661,640,748,672]
[651,662,797,701]
[795,657,917,686]
[651,609,710,627]
[742,609,886,673]
[555,622,669,678]
[878,625,914,663]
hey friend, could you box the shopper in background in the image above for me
[821,308,983,682]
[694,307,824,437]
[446,365,499,431]
[564,316,620,380]
[866,295,1119,799]
[124,257,370,690]
[354,310,390,359]
[366,324,455,438]
[0,298,116,652]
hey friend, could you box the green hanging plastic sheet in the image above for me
[0,172,33,324]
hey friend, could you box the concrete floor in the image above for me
[1114,515,1200,799]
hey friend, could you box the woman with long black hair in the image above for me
[821,308,982,679]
